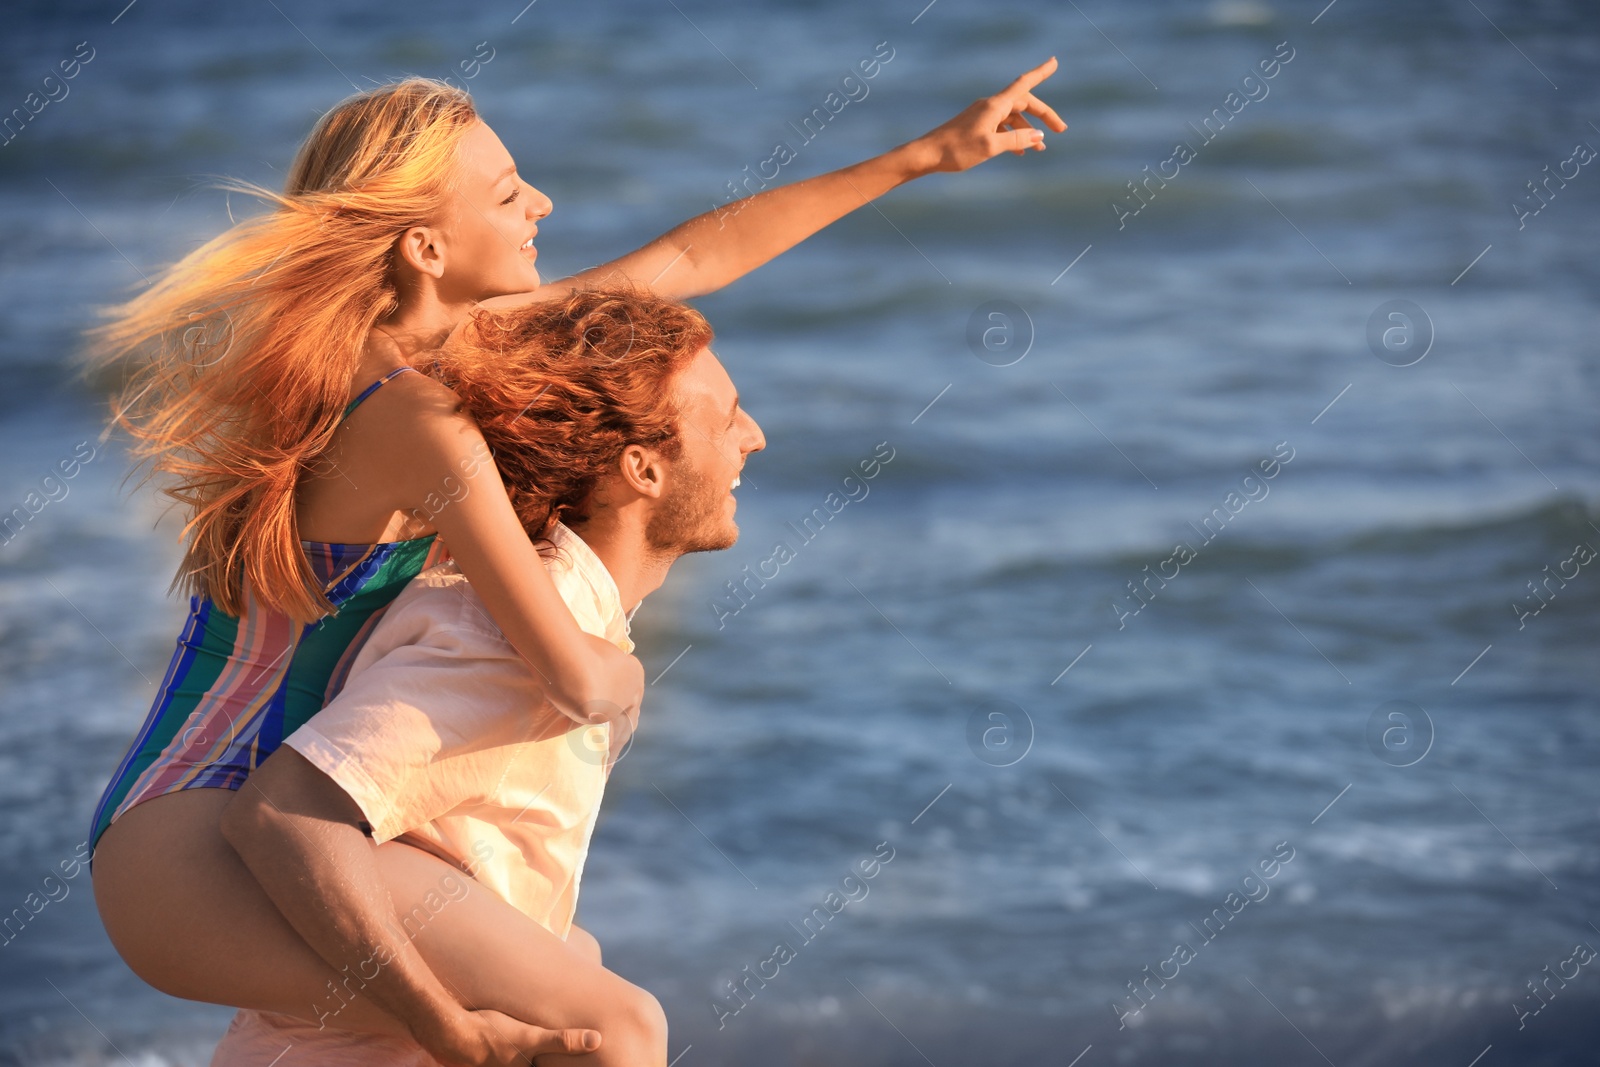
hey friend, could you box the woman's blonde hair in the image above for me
[89,78,479,623]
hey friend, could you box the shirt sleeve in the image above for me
[284,589,542,842]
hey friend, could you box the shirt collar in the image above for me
[545,522,633,649]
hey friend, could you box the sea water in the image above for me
[0,0,1596,1063]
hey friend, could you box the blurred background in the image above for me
[1,0,1597,1064]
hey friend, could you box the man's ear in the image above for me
[617,443,666,499]
[395,225,447,280]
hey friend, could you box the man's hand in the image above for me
[909,57,1067,172]
[570,632,643,727]
[224,752,599,1062]
[424,1008,600,1067]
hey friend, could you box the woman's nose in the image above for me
[528,186,553,220]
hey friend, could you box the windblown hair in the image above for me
[88,78,479,623]
[437,287,712,540]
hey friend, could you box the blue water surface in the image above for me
[1,1,1597,1064]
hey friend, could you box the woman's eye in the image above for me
[501,187,520,205]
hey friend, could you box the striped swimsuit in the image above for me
[90,367,446,847]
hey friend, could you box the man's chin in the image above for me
[679,522,739,556]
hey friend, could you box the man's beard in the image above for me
[645,461,737,557]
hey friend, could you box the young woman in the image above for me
[87,63,1063,1066]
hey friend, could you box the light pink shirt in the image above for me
[211,524,631,1066]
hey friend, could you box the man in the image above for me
[216,289,764,1065]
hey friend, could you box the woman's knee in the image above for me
[601,983,668,1064]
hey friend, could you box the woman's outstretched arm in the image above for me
[526,57,1064,303]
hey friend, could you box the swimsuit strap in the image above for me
[340,365,419,422]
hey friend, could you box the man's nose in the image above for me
[743,417,766,454]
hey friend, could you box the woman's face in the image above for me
[434,119,552,302]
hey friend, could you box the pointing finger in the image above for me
[1003,55,1059,96]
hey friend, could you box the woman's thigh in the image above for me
[95,791,662,1062]
[567,924,602,966]
[92,789,404,1035]
[373,842,666,1065]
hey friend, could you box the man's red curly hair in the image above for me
[435,286,713,541]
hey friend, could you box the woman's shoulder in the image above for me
[358,362,461,411]
[341,364,475,445]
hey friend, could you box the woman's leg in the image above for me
[93,789,405,1035]
[94,790,665,1064]
[567,924,603,966]
[374,841,667,1066]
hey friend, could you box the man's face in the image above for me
[646,347,765,556]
